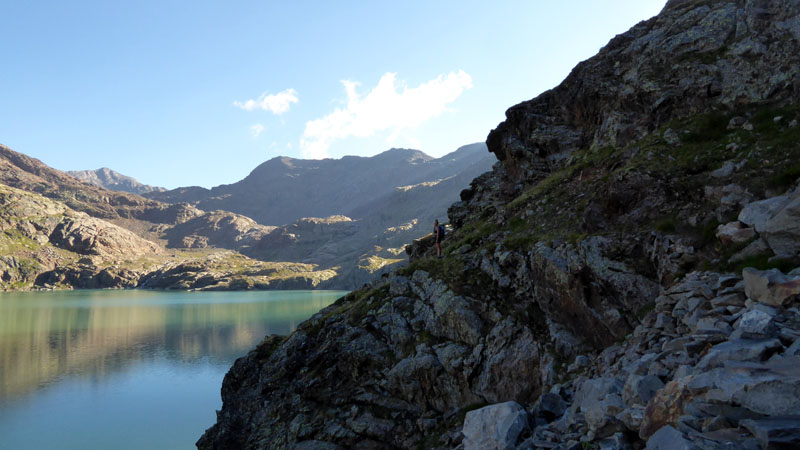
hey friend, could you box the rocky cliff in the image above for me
[198,1,800,449]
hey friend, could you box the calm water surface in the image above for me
[0,289,347,450]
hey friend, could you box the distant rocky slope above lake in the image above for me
[68,167,166,195]
[145,143,493,227]
[145,143,496,288]
[0,146,337,291]
[199,0,800,449]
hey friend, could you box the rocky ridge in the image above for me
[198,1,800,449]
[67,167,166,194]
[145,144,493,228]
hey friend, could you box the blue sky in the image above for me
[0,1,665,189]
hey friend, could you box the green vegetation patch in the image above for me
[719,252,796,274]
[442,219,500,255]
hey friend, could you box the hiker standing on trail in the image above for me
[434,219,444,258]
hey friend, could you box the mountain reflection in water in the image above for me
[0,289,345,450]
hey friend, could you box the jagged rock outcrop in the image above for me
[199,1,800,448]
[486,0,800,195]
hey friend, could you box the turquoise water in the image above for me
[0,289,346,450]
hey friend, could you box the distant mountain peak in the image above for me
[68,168,166,195]
[145,142,492,227]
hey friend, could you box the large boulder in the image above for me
[762,194,800,258]
[738,194,794,232]
[462,402,529,450]
[716,221,755,245]
[743,267,800,307]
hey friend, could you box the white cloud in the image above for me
[234,88,298,114]
[300,70,472,159]
[250,123,265,137]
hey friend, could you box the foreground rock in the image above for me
[491,270,800,449]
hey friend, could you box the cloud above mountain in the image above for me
[300,70,472,159]
[250,124,265,137]
[234,88,299,114]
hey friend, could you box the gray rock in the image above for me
[716,221,755,245]
[623,375,665,406]
[743,267,800,307]
[763,194,800,258]
[786,339,800,357]
[616,406,644,432]
[711,161,736,178]
[729,239,772,263]
[689,357,800,416]
[673,365,693,380]
[713,275,741,291]
[463,401,529,450]
[574,378,626,437]
[701,415,732,433]
[727,116,747,130]
[696,339,782,369]
[738,194,793,232]
[662,337,693,353]
[710,293,746,307]
[740,418,800,450]
[645,425,696,450]
[735,309,777,338]
[598,432,630,450]
[663,128,681,146]
[568,355,590,373]
[537,393,567,422]
[720,184,753,207]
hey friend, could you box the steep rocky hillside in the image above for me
[68,167,166,194]
[198,1,800,449]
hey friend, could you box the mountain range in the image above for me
[0,142,494,290]
[144,143,491,227]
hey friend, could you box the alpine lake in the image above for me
[0,289,347,450]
